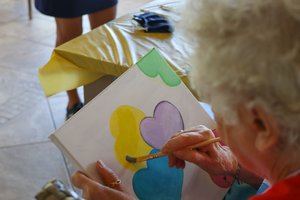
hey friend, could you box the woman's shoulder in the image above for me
[250,174,300,200]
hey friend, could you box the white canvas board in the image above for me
[50,49,228,200]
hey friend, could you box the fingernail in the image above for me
[97,160,105,168]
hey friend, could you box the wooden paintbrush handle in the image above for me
[137,151,165,162]
[136,137,221,162]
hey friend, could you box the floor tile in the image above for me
[0,142,70,200]
[0,67,54,147]
[0,35,53,75]
[0,0,28,24]
[0,16,55,44]
[117,0,153,17]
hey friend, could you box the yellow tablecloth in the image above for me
[39,0,193,97]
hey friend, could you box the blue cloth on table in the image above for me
[133,12,173,33]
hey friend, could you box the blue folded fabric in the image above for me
[133,12,173,33]
[223,181,258,200]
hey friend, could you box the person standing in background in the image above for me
[35,0,118,120]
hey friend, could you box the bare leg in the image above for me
[83,5,118,103]
[55,5,117,116]
[88,5,117,29]
[55,17,83,110]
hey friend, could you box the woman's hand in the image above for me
[72,160,135,200]
[161,125,238,176]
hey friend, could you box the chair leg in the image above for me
[28,0,32,20]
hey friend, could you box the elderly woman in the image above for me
[71,0,300,199]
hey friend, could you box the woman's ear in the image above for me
[251,106,280,152]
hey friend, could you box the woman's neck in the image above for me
[268,151,300,184]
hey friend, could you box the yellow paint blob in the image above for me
[110,105,152,172]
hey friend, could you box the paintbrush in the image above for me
[126,137,221,163]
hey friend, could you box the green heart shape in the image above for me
[137,49,181,87]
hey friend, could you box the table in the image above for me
[38,0,195,102]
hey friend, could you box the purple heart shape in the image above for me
[140,101,184,149]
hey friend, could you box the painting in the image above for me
[50,49,228,199]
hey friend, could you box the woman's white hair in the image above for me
[181,0,300,147]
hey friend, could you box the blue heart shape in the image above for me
[132,149,183,200]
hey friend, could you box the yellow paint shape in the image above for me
[110,105,152,172]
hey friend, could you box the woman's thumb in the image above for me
[71,171,91,189]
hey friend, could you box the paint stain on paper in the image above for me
[137,49,181,87]
[110,105,152,172]
[110,102,184,199]
[133,149,183,200]
[140,101,184,149]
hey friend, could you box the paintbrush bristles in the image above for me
[126,152,165,163]
[126,137,221,163]
[125,155,137,163]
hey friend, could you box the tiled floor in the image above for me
[0,0,151,199]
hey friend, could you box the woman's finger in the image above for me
[167,153,177,167]
[71,171,93,190]
[173,148,209,166]
[161,131,212,154]
[174,158,186,169]
[96,160,124,191]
